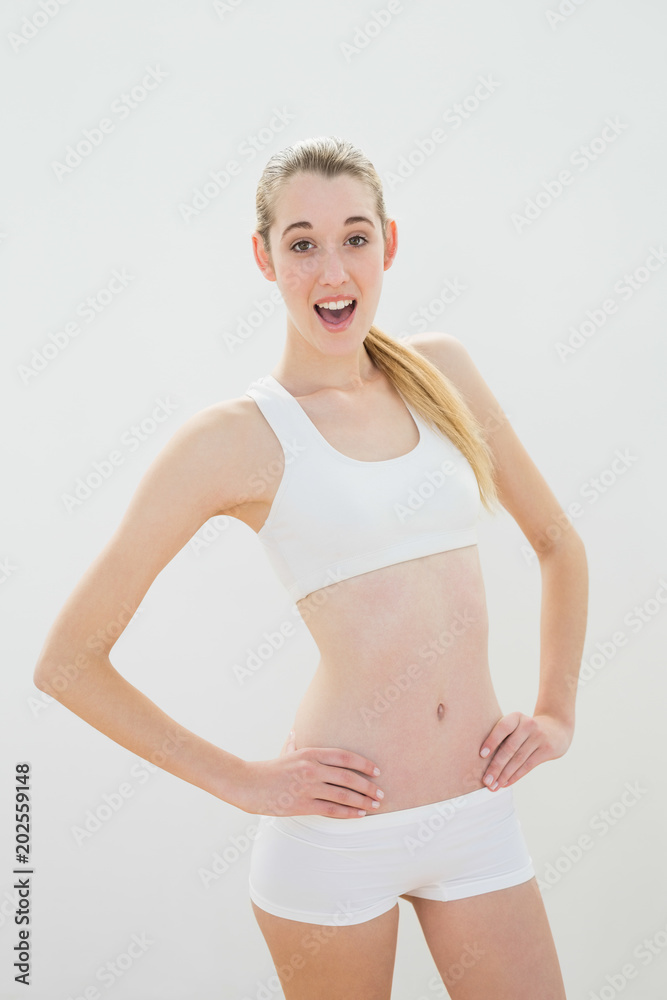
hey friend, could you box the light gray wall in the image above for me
[2,1,666,997]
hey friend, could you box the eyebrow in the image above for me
[280,215,376,241]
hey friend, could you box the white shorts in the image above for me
[248,783,535,926]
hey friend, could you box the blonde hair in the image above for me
[254,135,500,514]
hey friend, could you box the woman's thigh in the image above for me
[406,877,566,1000]
[250,900,400,1000]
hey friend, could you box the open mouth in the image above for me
[314,300,357,329]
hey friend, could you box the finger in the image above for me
[288,749,383,811]
[279,729,296,756]
[309,797,375,819]
[495,747,543,788]
[314,777,380,813]
[485,737,540,789]
[318,762,383,800]
[481,714,538,778]
[479,711,522,760]
[483,738,531,787]
[290,762,382,813]
[312,746,382,779]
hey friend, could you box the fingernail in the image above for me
[484,774,494,785]
[480,748,490,758]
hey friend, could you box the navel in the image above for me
[436,701,445,720]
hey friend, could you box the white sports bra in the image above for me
[244,374,481,603]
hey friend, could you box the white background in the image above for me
[1,1,666,997]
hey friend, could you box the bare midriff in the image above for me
[232,382,504,817]
[289,543,504,816]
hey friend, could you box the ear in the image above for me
[251,231,277,282]
[383,217,399,271]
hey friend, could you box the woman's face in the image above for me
[253,171,397,355]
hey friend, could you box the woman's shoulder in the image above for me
[405,332,475,396]
[191,391,273,442]
[405,331,508,436]
[405,330,463,366]
[179,391,285,516]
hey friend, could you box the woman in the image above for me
[34,136,587,999]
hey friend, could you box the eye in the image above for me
[289,234,369,253]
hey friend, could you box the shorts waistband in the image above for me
[264,783,510,833]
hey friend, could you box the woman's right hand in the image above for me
[236,730,385,818]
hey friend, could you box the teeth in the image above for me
[316,299,354,310]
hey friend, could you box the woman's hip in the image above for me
[248,783,535,925]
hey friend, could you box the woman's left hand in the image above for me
[479,712,574,790]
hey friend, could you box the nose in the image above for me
[318,248,349,286]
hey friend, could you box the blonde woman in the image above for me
[34,136,587,999]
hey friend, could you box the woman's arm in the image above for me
[34,399,386,817]
[33,402,253,808]
[533,532,588,732]
[408,332,588,784]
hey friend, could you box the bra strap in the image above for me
[245,378,311,455]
